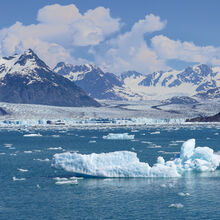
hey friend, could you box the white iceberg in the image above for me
[52,139,220,178]
[103,133,134,140]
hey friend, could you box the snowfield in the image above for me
[52,139,220,177]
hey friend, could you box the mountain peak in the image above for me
[23,48,35,56]
[14,49,49,70]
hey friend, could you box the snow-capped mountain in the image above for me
[0,49,100,107]
[139,65,218,91]
[120,64,220,100]
[54,61,220,101]
[54,62,123,100]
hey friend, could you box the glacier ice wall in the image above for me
[52,139,220,177]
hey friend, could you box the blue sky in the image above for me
[0,0,220,73]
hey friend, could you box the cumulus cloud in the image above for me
[94,14,168,73]
[151,35,220,66]
[1,4,220,73]
[0,4,120,67]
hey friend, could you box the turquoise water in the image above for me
[0,126,219,219]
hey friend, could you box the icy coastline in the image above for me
[52,139,220,178]
[0,117,195,128]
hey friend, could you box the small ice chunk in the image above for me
[4,144,13,148]
[34,158,50,162]
[178,192,190,197]
[103,133,134,140]
[13,177,26,181]
[48,147,63,150]
[24,151,32,154]
[24,133,42,137]
[169,203,184,208]
[150,131,160,134]
[55,180,78,185]
[52,135,60,138]
[89,140,96,143]
[18,168,28,172]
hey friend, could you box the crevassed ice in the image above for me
[103,133,134,140]
[52,139,220,178]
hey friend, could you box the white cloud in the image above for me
[0,4,120,66]
[94,14,168,73]
[37,4,81,24]
[1,4,220,73]
[151,35,220,66]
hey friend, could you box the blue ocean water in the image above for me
[0,125,219,220]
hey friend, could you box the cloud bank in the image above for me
[0,3,220,73]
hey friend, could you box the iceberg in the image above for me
[52,139,220,178]
[103,133,134,140]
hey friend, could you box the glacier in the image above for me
[103,133,134,140]
[52,139,220,178]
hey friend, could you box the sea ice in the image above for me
[54,177,78,185]
[168,203,184,208]
[17,168,28,172]
[150,131,160,134]
[24,151,32,154]
[23,133,42,137]
[52,139,220,178]
[103,133,134,140]
[178,192,190,197]
[34,158,50,162]
[13,177,26,181]
[48,147,63,150]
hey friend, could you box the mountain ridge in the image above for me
[0,49,100,107]
[54,62,220,101]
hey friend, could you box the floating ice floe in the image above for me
[150,131,160,135]
[24,151,32,154]
[13,177,26,181]
[103,133,134,140]
[169,203,184,208]
[52,135,60,138]
[178,192,190,197]
[4,144,13,148]
[89,140,96,143]
[17,168,28,172]
[34,158,50,162]
[54,177,79,185]
[23,133,42,137]
[52,139,220,178]
[48,147,63,150]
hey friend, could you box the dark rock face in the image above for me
[0,107,8,115]
[120,71,143,81]
[186,112,220,122]
[0,49,100,107]
[195,87,220,99]
[54,63,123,100]
[139,71,164,86]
